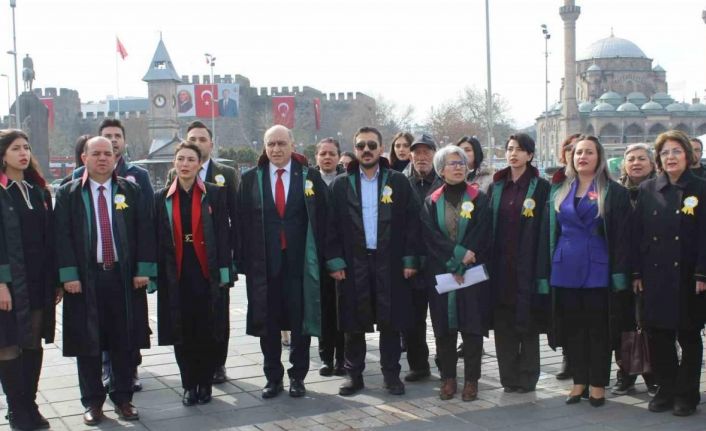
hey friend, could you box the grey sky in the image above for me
[0,0,704,129]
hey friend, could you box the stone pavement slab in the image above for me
[2,277,706,430]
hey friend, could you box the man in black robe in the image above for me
[327,126,421,396]
[55,137,156,425]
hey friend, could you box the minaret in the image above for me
[560,0,581,140]
[143,37,181,146]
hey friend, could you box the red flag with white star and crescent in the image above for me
[272,96,295,128]
[116,37,128,60]
[195,84,219,118]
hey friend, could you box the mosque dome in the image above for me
[626,92,648,106]
[586,63,601,72]
[665,102,687,112]
[652,92,674,106]
[578,101,595,113]
[688,103,706,112]
[592,102,616,112]
[598,91,623,107]
[580,35,647,61]
[617,102,640,112]
[640,100,664,111]
[652,64,665,72]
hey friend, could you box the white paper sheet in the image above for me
[434,264,489,294]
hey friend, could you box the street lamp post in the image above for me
[484,0,493,167]
[9,0,20,128]
[204,53,217,145]
[541,24,551,169]
[0,74,10,127]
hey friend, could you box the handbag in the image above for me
[620,294,651,375]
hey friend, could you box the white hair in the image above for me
[433,145,468,177]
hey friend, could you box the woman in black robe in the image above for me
[154,142,231,406]
[0,129,57,430]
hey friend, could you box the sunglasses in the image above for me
[354,140,379,151]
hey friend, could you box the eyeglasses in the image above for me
[355,141,379,151]
[445,160,466,168]
[659,148,684,158]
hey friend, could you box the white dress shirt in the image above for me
[199,158,211,183]
[269,159,292,203]
[89,178,119,263]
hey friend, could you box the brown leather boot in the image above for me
[462,381,478,402]
[439,378,457,400]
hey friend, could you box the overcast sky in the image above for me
[0,0,704,129]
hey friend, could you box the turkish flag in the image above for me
[313,98,321,130]
[116,37,128,60]
[272,96,295,128]
[195,84,220,118]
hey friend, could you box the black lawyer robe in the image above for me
[488,166,550,333]
[326,158,421,333]
[0,175,56,348]
[420,183,491,337]
[154,179,232,345]
[237,153,327,337]
[54,173,157,357]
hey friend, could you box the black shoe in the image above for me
[213,366,227,384]
[565,394,581,404]
[673,403,696,417]
[611,375,636,395]
[648,397,674,413]
[262,380,284,399]
[338,375,364,396]
[333,362,346,376]
[404,369,431,382]
[182,389,198,406]
[516,387,535,394]
[589,396,606,407]
[556,356,571,380]
[319,362,334,377]
[197,385,212,404]
[289,378,306,398]
[503,386,517,393]
[384,377,405,395]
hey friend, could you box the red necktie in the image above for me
[97,186,115,266]
[275,169,287,249]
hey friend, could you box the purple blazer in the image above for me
[550,180,610,288]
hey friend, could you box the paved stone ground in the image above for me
[2,277,706,430]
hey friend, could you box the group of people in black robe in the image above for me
[0,120,705,431]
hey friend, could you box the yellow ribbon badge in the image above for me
[682,195,698,215]
[215,174,226,187]
[304,179,315,196]
[381,185,393,204]
[114,194,128,210]
[522,198,536,217]
[460,201,475,219]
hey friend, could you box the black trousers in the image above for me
[174,281,217,390]
[558,288,611,387]
[76,267,134,407]
[493,305,540,390]
[344,331,402,381]
[319,274,344,365]
[648,328,702,407]
[260,251,311,382]
[436,331,482,381]
[402,286,430,372]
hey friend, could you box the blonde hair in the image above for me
[553,136,610,217]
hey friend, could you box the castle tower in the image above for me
[143,37,180,146]
[560,0,581,142]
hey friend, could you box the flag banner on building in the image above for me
[273,96,295,128]
[39,98,55,129]
[313,97,321,130]
[195,84,219,118]
[177,85,196,117]
[218,84,239,118]
[116,37,128,60]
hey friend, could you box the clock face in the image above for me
[153,94,166,108]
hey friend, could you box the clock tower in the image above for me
[143,36,180,147]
